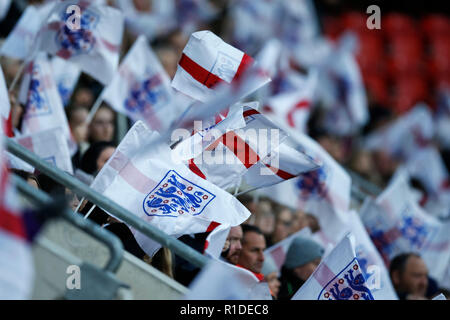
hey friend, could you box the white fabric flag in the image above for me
[264,227,312,272]
[14,127,74,174]
[292,233,375,300]
[365,104,434,160]
[50,56,81,106]
[181,107,289,190]
[0,65,10,126]
[0,0,11,21]
[311,207,398,300]
[0,5,47,60]
[102,35,181,132]
[405,146,449,196]
[0,130,34,300]
[320,45,369,136]
[171,30,269,102]
[90,120,251,256]
[432,293,447,300]
[186,258,272,300]
[36,0,124,85]
[243,140,321,192]
[259,124,351,219]
[18,52,73,151]
[264,69,318,133]
[360,172,450,283]
[203,223,230,259]
[115,0,176,41]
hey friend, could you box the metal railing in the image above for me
[6,139,210,269]
[12,174,124,273]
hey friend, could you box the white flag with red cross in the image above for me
[178,106,289,190]
[36,0,124,85]
[90,120,251,257]
[292,233,375,300]
[171,30,269,102]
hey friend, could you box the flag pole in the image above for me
[73,196,85,214]
[83,204,97,219]
[85,91,104,124]
[7,59,27,93]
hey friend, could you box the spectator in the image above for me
[278,236,324,300]
[389,252,430,300]
[269,204,293,247]
[237,224,266,281]
[261,255,281,299]
[253,200,275,246]
[80,141,116,176]
[290,209,309,234]
[220,225,243,265]
[88,104,115,143]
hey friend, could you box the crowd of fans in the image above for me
[1,0,449,300]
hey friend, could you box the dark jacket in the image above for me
[278,266,305,300]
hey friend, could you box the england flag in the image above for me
[18,52,74,152]
[90,120,251,257]
[360,172,450,283]
[171,30,269,102]
[36,0,124,85]
[50,56,81,106]
[14,127,74,174]
[0,65,11,136]
[102,35,182,132]
[263,69,318,134]
[258,125,352,221]
[292,233,375,300]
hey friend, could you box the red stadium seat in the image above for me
[420,14,450,38]
[383,13,417,38]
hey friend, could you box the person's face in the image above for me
[393,256,428,297]
[238,231,266,274]
[73,88,94,108]
[293,257,321,282]
[89,107,115,142]
[291,209,308,233]
[96,147,116,172]
[226,226,243,265]
[272,209,292,243]
[265,272,281,298]
[69,108,89,143]
[27,177,39,189]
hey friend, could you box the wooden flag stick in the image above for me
[7,59,27,93]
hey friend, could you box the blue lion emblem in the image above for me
[24,66,51,119]
[124,74,168,115]
[399,208,433,249]
[296,166,328,200]
[319,259,374,300]
[143,170,216,217]
[56,8,99,57]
